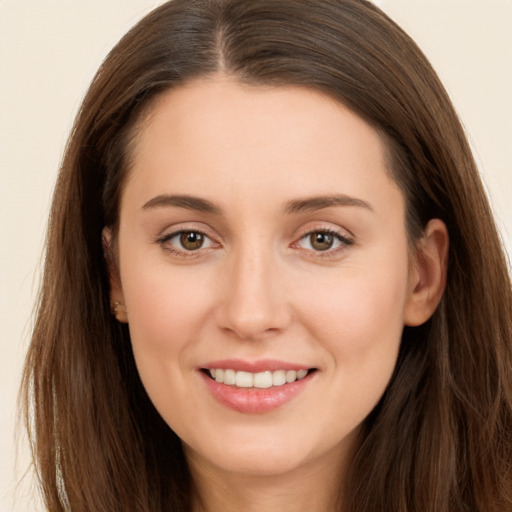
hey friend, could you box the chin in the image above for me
[206,448,309,477]
[184,429,343,479]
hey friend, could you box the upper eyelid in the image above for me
[293,222,354,240]
[155,222,218,239]
[158,227,210,239]
[299,227,351,238]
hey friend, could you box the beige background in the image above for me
[1,1,511,510]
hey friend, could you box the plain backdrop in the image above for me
[1,1,511,510]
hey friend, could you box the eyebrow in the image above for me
[141,193,372,216]
[283,194,373,214]
[142,194,222,215]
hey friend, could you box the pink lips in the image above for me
[200,359,315,413]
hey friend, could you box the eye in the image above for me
[296,229,353,253]
[157,229,217,254]
[179,231,206,251]
[306,232,336,251]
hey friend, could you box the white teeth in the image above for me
[223,369,236,385]
[272,370,286,386]
[253,371,273,389]
[285,370,297,383]
[297,369,308,380]
[236,371,253,388]
[206,368,311,388]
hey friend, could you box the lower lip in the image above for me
[200,371,314,413]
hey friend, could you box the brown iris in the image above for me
[180,231,204,250]
[310,232,335,251]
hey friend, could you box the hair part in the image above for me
[22,1,512,511]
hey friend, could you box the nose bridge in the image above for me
[217,238,289,339]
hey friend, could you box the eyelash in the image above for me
[155,227,353,258]
[156,229,217,258]
[293,228,354,257]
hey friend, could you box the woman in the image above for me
[21,0,512,511]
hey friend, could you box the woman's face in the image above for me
[112,77,420,478]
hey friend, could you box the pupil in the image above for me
[311,232,333,251]
[180,231,204,250]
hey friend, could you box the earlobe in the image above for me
[404,219,449,327]
[102,227,128,323]
[110,300,128,323]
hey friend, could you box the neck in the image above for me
[187,438,357,512]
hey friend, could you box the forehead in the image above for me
[122,76,402,218]
[135,78,380,156]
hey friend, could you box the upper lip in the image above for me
[201,358,314,373]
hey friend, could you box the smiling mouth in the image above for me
[202,368,317,389]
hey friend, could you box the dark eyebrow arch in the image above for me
[283,194,373,214]
[142,194,222,215]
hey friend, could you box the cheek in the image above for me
[296,252,410,399]
[301,262,408,346]
[119,262,216,430]
[119,254,216,378]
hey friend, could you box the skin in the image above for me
[106,76,448,512]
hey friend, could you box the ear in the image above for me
[404,219,449,327]
[102,227,128,323]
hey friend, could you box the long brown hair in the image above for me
[21,1,512,510]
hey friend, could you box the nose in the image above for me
[215,246,292,340]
